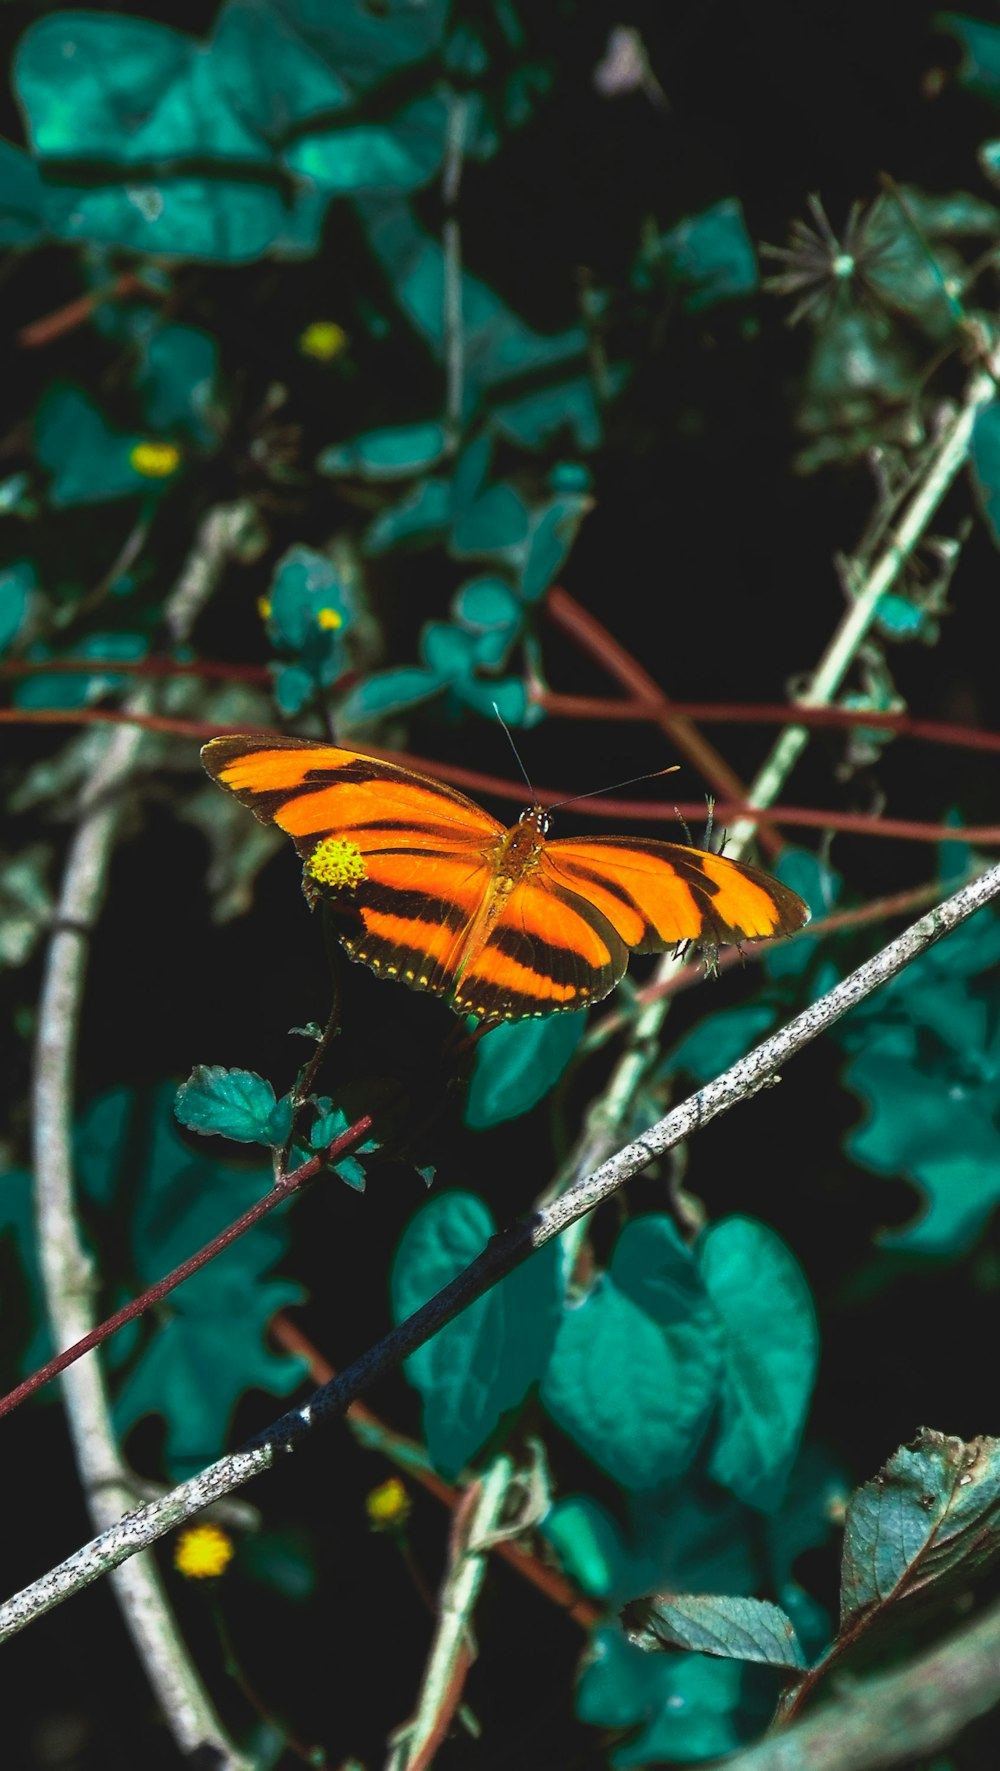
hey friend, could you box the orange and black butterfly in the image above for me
[203,736,809,1024]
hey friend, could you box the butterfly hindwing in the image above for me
[451,876,628,1021]
[544,836,807,950]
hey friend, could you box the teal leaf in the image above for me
[666,1003,779,1085]
[364,477,452,553]
[451,484,531,557]
[0,561,34,655]
[136,325,220,446]
[622,1592,807,1672]
[16,15,268,163]
[110,1085,307,1476]
[971,399,1000,548]
[0,1167,51,1378]
[268,545,350,652]
[464,1013,585,1128]
[420,621,478,679]
[699,1217,818,1512]
[76,1087,134,1206]
[310,1107,367,1191]
[454,673,535,726]
[541,1217,722,1490]
[358,197,589,419]
[576,1627,748,1767]
[174,1066,290,1146]
[273,663,316,717]
[939,14,1000,99]
[762,847,835,981]
[839,1430,1000,1641]
[0,137,46,245]
[492,375,606,452]
[391,1191,559,1478]
[453,576,521,633]
[542,1496,628,1600]
[238,1527,318,1602]
[517,493,593,601]
[41,178,308,263]
[13,633,148,711]
[34,386,147,507]
[283,93,447,192]
[318,421,448,480]
[639,198,758,310]
[338,666,445,724]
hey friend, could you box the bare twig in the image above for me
[720,1594,1000,1771]
[388,1456,514,1771]
[30,704,250,1767]
[6,857,1000,1644]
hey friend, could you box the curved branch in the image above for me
[5,855,1000,1642]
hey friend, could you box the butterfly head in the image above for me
[518,804,551,838]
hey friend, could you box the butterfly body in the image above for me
[203,736,809,1023]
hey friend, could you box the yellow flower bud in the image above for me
[299,321,349,362]
[173,1523,235,1580]
[365,1477,411,1531]
[130,440,181,479]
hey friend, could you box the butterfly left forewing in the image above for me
[544,836,809,951]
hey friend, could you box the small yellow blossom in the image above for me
[130,439,181,479]
[174,1523,235,1580]
[257,596,272,621]
[316,606,343,631]
[299,320,349,362]
[306,837,367,890]
[365,1477,411,1531]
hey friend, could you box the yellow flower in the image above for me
[316,606,343,631]
[130,440,181,479]
[299,321,349,362]
[306,837,367,890]
[257,596,272,621]
[365,1477,411,1531]
[173,1523,235,1580]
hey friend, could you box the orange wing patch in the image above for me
[202,736,810,1022]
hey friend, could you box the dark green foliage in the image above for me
[622,1592,808,1671]
[464,1011,585,1127]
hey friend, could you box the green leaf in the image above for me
[762,848,836,980]
[391,1191,559,1478]
[843,1043,1000,1253]
[364,477,452,553]
[576,1626,748,1766]
[542,1496,627,1600]
[541,1217,722,1490]
[76,1087,134,1206]
[338,666,445,725]
[14,633,148,711]
[283,93,447,192]
[0,1167,52,1378]
[420,621,478,679]
[939,14,1000,99]
[136,325,220,446]
[238,1527,318,1601]
[453,576,521,633]
[268,545,351,652]
[464,1013,585,1128]
[0,561,34,655]
[622,1593,807,1672]
[455,673,535,726]
[34,385,147,507]
[318,421,449,480]
[451,483,531,557]
[971,400,1000,549]
[0,137,46,245]
[699,1217,818,1512]
[0,843,54,969]
[639,198,758,310]
[109,1085,307,1476]
[174,1066,290,1146]
[666,1003,779,1085]
[516,493,592,601]
[839,1430,1000,1641]
[41,177,315,263]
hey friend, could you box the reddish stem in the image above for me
[545,585,782,857]
[270,1315,600,1630]
[17,273,147,348]
[0,1116,372,1423]
[0,657,271,685]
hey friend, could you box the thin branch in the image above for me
[719,1594,1000,1771]
[30,703,250,1767]
[16,273,147,348]
[0,656,271,684]
[6,856,1000,1643]
[546,586,779,856]
[270,1315,600,1630]
[388,1456,514,1771]
[0,1117,372,1422]
[727,364,998,852]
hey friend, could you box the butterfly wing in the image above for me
[542,836,810,951]
[450,873,630,1021]
[202,735,504,1001]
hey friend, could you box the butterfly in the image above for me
[202,735,810,1024]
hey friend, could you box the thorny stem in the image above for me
[5,855,1000,1643]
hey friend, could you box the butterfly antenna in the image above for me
[492,701,536,799]
[548,764,680,813]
